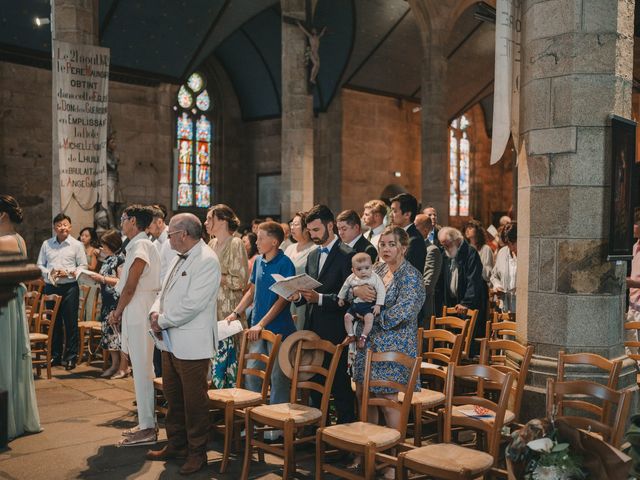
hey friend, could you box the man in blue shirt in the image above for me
[37,213,88,369]
[226,221,295,405]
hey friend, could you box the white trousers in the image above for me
[121,297,156,430]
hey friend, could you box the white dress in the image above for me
[116,231,161,429]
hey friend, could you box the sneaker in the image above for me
[117,428,157,447]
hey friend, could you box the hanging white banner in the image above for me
[53,40,110,212]
[491,0,521,165]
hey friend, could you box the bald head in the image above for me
[170,213,202,239]
[414,214,433,240]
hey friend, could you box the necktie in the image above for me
[367,230,373,241]
[177,253,189,260]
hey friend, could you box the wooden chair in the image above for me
[397,363,514,480]
[434,307,479,360]
[24,290,41,332]
[30,294,62,379]
[242,339,344,480]
[316,350,420,479]
[406,327,465,446]
[485,311,516,339]
[479,338,534,426]
[557,350,622,427]
[78,285,102,364]
[623,321,640,383]
[26,278,44,296]
[209,329,282,473]
[546,378,631,448]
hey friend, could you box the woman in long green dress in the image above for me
[0,194,41,440]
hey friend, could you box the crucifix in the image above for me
[282,0,326,91]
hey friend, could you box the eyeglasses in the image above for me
[167,229,185,238]
[289,222,302,228]
[120,215,129,223]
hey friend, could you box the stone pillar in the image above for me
[280,0,314,220]
[420,34,450,222]
[518,0,636,418]
[51,0,98,233]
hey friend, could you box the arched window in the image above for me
[449,115,470,217]
[173,72,212,209]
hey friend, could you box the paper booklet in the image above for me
[75,268,98,284]
[218,319,244,341]
[269,273,322,299]
[148,329,172,352]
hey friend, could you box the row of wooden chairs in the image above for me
[25,279,105,378]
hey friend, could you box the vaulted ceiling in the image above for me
[0,0,496,120]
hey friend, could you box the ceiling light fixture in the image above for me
[394,171,402,178]
[34,17,50,27]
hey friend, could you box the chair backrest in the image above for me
[77,284,92,322]
[37,294,62,339]
[434,307,478,359]
[624,321,640,363]
[557,350,622,424]
[236,329,282,400]
[24,291,41,332]
[479,338,534,422]
[290,339,345,427]
[361,350,420,440]
[546,378,631,448]
[26,278,44,295]
[486,311,516,338]
[443,363,514,460]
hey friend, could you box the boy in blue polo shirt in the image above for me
[226,221,295,405]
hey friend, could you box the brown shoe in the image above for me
[146,444,188,461]
[179,454,207,475]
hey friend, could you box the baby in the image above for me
[338,252,385,349]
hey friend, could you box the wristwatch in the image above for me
[232,310,240,319]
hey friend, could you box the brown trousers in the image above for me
[161,352,210,455]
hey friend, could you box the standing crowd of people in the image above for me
[1,191,519,475]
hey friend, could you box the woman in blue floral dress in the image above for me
[351,226,425,428]
[87,230,128,378]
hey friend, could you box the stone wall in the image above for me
[0,61,175,260]
[314,91,343,214]
[341,88,422,211]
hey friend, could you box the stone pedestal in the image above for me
[280,0,314,221]
[51,0,98,234]
[517,0,637,417]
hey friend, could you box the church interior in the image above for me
[3,0,640,477]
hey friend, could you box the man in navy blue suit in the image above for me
[292,204,356,424]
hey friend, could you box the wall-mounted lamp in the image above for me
[412,106,422,113]
[34,17,50,27]
[394,171,402,178]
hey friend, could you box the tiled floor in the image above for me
[0,363,321,479]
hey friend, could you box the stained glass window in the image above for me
[173,73,214,209]
[449,115,471,217]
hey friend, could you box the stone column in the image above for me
[518,0,636,418]
[420,34,450,222]
[280,0,314,220]
[51,0,98,232]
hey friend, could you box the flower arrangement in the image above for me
[506,418,586,480]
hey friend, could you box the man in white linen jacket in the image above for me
[147,213,221,476]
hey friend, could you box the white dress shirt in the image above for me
[347,234,362,249]
[316,236,338,306]
[37,235,88,285]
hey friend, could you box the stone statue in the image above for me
[297,21,326,85]
[106,127,121,228]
